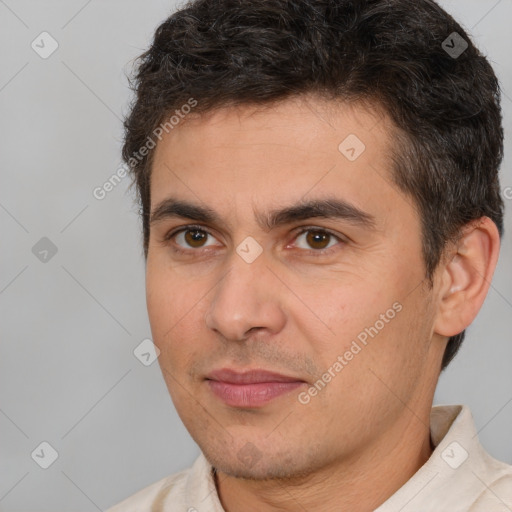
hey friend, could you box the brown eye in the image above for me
[169,227,219,250]
[293,228,343,253]
[184,229,208,248]
[305,230,332,250]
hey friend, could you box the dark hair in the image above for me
[122,0,504,370]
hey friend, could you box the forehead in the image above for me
[152,96,391,166]
[149,96,408,232]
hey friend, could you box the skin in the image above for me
[145,95,500,511]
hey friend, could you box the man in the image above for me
[107,0,512,510]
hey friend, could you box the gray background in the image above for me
[0,1,511,510]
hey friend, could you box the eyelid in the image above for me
[163,223,217,242]
[292,225,348,243]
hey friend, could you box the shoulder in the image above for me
[105,466,191,511]
[104,452,219,511]
[469,458,512,511]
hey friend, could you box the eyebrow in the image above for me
[149,196,376,231]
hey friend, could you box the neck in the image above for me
[215,410,434,512]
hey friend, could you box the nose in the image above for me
[204,250,286,342]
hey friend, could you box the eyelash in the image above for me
[162,224,346,256]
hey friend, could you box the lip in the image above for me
[205,368,306,408]
[206,368,304,384]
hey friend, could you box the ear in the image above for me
[433,217,501,338]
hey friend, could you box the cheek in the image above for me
[310,283,392,353]
[146,264,221,384]
[310,273,426,383]
[146,270,172,343]
[146,253,198,326]
[146,266,196,357]
[304,298,429,430]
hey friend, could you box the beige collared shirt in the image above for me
[106,405,512,511]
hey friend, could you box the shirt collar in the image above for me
[376,404,502,511]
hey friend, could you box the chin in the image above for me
[202,442,320,481]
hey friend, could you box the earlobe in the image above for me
[434,217,500,338]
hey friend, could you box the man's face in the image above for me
[146,96,442,479]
